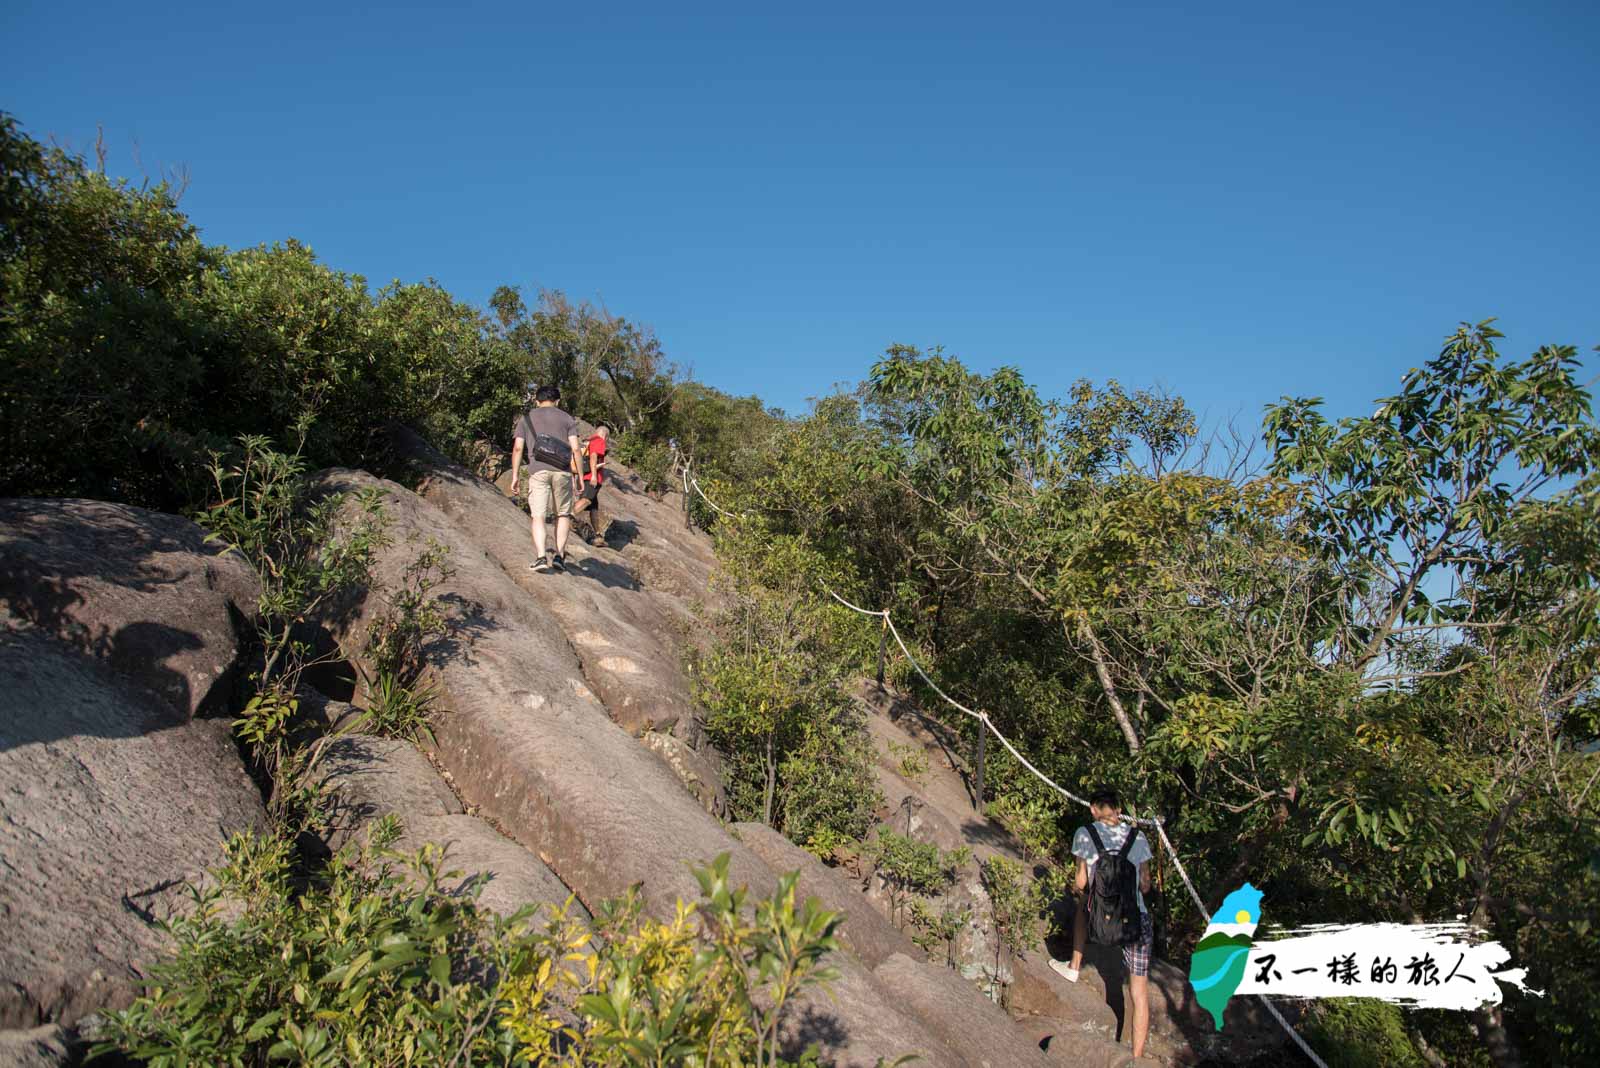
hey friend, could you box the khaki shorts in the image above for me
[527,468,574,518]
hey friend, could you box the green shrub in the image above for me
[863,829,969,928]
[907,898,970,969]
[695,553,882,853]
[614,434,675,495]
[979,856,1047,1007]
[983,790,1061,867]
[95,824,885,1068]
[198,435,389,827]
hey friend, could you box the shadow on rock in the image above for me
[781,1003,851,1064]
[598,518,640,551]
[565,555,640,591]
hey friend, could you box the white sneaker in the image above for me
[1048,959,1080,983]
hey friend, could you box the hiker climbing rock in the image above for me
[573,421,609,547]
[509,384,582,573]
[1050,786,1155,1060]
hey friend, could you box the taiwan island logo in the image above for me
[1188,883,1264,1029]
[1187,883,1539,1029]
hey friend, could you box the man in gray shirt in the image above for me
[509,385,582,572]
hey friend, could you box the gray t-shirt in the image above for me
[1073,820,1153,916]
[514,406,579,475]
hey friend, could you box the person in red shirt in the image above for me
[572,422,609,546]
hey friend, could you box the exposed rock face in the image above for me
[319,733,464,850]
[0,457,1289,1064]
[400,429,716,750]
[0,498,259,720]
[317,733,585,919]
[0,500,267,1031]
[732,821,920,970]
[874,953,1052,1068]
[0,633,266,1029]
[0,1024,73,1068]
[311,469,971,1067]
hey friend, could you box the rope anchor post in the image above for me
[973,724,986,812]
[874,617,888,687]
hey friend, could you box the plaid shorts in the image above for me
[1123,911,1154,977]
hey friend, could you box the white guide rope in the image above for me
[827,587,1329,1068]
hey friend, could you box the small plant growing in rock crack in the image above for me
[979,856,1046,1009]
[356,533,454,743]
[907,898,971,970]
[198,433,389,828]
[862,828,970,930]
[886,739,929,787]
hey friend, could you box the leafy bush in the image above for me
[983,790,1061,867]
[613,434,674,495]
[97,824,879,1068]
[198,435,389,826]
[1,115,530,511]
[979,856,1047,1007]
[695,541,882,853]
[906,898,970,969]
[862,829,969,929]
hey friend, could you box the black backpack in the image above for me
[1084,824,1142,946]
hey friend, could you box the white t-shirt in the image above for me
[1072,820,1153,917]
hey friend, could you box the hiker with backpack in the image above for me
[1050,786,1154,1060]
[571,421,609,547]
[509,384,582,573]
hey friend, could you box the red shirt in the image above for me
[581,434,607,484]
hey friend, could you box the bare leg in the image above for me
[1129,974,1149,1058]
[531,506,548,560]
[1070,898,1087,971]
[555,514,572,557]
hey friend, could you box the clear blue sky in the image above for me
[6,1,1596,431]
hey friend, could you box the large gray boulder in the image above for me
[0,1025,72,1068]
[874,953,1054,1068]
[0,498,259,720]
[0,631,266,1028]
[0,499,266,1031]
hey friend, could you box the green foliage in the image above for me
[1300,999,1429,1068]
[984,790,1061,867]
[862,829,969,928]
[886,740,929,786]
[694,535,881,852]
[1,115,529,510]
[97,828,872,1068]
[198,435,389,825]
[720,331,1599,1064]
[906,898,970,969]
[613,434,675,494]
[979,857,1046,1008]
[357,535,454,743]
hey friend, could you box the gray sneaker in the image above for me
[530,555,552,572]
